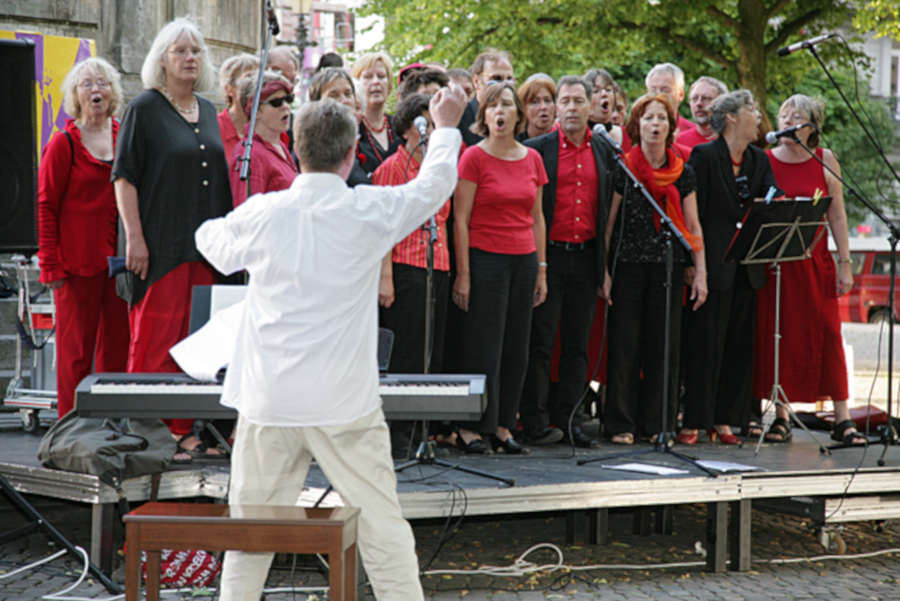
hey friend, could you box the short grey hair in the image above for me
[689,76,728,98]
[220,53,260,107]
[295,100,357,172]
[61,57,123,120]
[709,89,755,135]
[308,68,355,102]
[141,17,216,92]
[265,46,300,71]
[645,63,685,93]
[557,75,592,102]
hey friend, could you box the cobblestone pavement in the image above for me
[1,498,899,601]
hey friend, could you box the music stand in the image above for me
[724,196,833,456]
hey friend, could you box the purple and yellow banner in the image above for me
[0,30,96,160]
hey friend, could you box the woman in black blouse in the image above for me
[351,52,402,177]
[602,94,707,445]
[112,17,232,460]
[680,90,779,445]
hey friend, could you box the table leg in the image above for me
[729,499,751,571]
[146,550,160,601]
[706,501,728,572]
[345,543,357,601]
[330,549,344,601]
[124,524,139,601]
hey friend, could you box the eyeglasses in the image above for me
[79,79,110,90]
[735,175,750,201]
[262,94,295,108]
[169,47,203,57]
[484,75,517,86]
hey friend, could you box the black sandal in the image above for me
[177,435,228,459]
[831,420,868,446]
[764,417,792,443]
[743,422,763,439]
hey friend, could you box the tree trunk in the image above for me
[736,0,773,131]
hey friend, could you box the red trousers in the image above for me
[128,261,217,437]
[54,271,130,418]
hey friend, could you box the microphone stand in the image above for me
[394,137,514,486]
[238,0,281,202]
[578,135,719,478]
[791,134,898,461]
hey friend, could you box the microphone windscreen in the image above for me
[765,131,778,145]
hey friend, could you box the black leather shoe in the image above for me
[524,427,564,445]
[490,435,530,454]
[564,427,600,449]
[456,436,493,455]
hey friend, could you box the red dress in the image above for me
[752,148,848,402]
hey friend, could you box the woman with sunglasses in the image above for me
[679,90,780,446]
[228,70,298,207]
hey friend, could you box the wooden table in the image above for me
[124,503,359,601]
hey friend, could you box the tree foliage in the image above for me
[853,0,900,40]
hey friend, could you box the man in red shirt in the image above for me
[678,76,729,152]
[646,63,693,157]
[521,76,615,448]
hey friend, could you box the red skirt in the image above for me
[752,237,848,402]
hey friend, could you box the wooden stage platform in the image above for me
[2,425,900,578]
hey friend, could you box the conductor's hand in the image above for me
[429,83,467,130]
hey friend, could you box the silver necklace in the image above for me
[161,85,198,115]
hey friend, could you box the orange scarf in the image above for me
[625,146,703,253]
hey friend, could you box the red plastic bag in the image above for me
[124,544,221,588]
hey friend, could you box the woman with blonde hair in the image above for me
[112,17,233,460]
[753,94,863,445]
[351,52,401,176]
[38,56,130,419]
[217,53,259,162]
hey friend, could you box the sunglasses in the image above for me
[735,175,750,201]
[262,94,294,108]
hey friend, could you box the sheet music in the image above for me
[169,300,244,382]
[696,460,767,473]
[600,463,690,476]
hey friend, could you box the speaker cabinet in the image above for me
[0,38,38,254]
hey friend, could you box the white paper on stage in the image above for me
[169,300,244,382]
[296,487,345,508]
[600,463,690,476]
[696,460,767,473]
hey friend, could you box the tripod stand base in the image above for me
[878,425,900,466]
[754,393,831,457]
[395,441,516,486]
[0,475,121,594]
[577,436,720,478]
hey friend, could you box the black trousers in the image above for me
[520,244,597,435]
[605,261,684,437]
[682,265,756,430]
[380,263,450,374]
[461,248,537,434]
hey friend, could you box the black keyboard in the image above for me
[75,373,486,422]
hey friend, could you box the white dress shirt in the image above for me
[195,128,462,427]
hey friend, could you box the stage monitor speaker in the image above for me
[0,38,39,255]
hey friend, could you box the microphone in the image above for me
[593,124,623,155]
[265,0,281,36]
[413,116,429,141]
[764,123,815,145]
[777,33,835,57]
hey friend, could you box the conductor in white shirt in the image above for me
[195,88,467,600]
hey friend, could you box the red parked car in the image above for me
[830,237,900,323]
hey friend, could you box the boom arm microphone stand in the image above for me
[238,1,280,202]
[802,43,900,464]
[791,133,897,460]
[578,131,719,478]
[394,133,515,486]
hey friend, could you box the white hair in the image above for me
[61,57,123,120]
[141,17,216,92]
[645,62,685,93]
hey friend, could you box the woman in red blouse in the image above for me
[453,83,549,455]
[37,57,130,419]
[217,53,259,165]
[228,71,299,207]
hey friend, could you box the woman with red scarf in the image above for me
[601,94,706,445]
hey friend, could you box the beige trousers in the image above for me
[219,408,424,601]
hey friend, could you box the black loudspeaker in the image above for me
[0,38,38,254]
